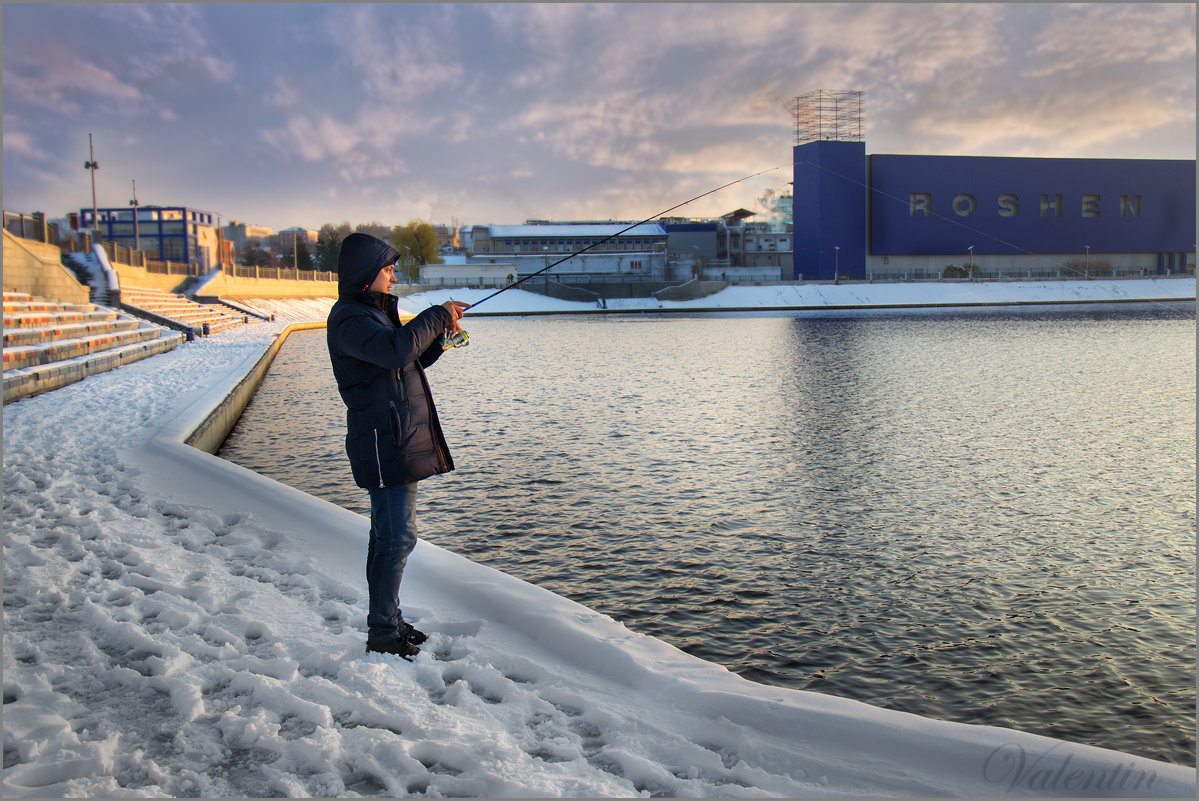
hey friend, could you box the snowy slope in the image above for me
[3,293,1195,797]
[400,277,1195,315]
[222,277,1195,322]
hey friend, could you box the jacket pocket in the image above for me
[346,428,385,489]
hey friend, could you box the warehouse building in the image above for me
[468,222,669,280]
[790,92,1196,282]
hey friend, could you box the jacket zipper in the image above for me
[372,429,384,488]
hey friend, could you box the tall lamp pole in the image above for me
[84,134,99,234]
[129,179,141,252]
[400,245,414,283]
[968,244,975,278]
[1084,244,1090,278]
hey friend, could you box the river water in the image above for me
[218,303,1196,766]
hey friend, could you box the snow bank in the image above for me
[673,278,1196,310]
[204,277,1194,322]
[233,296,338,323]
[396,277,1195,316]
[3,291,1195,797]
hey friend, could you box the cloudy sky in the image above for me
[3,3,1195,233]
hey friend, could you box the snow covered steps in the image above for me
[2,291,185,404]
[119,286,251,336]
[3,327,163,370]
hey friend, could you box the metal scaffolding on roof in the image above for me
[793,90,865,144]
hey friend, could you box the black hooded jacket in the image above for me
[326,233,455,489]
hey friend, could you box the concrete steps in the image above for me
[3,291,184,404]
[4,306,118,329]
[3,327,164,371]
[119,287,250,336]
[3,318,142,348]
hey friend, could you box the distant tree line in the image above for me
[239,220,443,281]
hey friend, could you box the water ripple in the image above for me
[220,306,1195,766]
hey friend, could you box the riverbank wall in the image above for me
[183,321,326,454]
[393,276,1197,317]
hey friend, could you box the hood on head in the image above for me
[337,232,401,290]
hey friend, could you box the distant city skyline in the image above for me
[3,3,1195,233]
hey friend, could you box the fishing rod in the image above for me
[462,164,792,314]
[436,163,789,348]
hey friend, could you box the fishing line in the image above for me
[463,163,793,312]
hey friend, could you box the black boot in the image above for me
[366,636,420,661]
[399,620,427,645]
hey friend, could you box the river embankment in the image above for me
[425,276,1197,315]
[4,291,1194,797]
[231,275,1196,322]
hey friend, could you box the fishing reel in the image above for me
[442,329,469,349]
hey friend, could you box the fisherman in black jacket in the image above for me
[327,232,469,659]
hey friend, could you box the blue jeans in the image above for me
[365,482,419,643]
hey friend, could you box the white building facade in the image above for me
[468,223,670,280]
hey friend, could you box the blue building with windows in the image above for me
[792,141,1196,281]
[80,205,220,271]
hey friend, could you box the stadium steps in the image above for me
[2,291,185,404]
[119,286,251,336]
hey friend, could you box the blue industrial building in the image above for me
[792,141,1196,281]
[80,205,220,271]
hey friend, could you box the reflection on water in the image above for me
[219,304,1196,765]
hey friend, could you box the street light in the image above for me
[1084,244,1091,277]
[968,244,975,278]
[129,179,141,252]
[400,245,413,283]
[83,133,99,234]
[834,245,840,283]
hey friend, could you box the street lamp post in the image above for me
[833,245,840,283]
[84,133,99,235]
[1084,244,1091,278]
[968,245,975,279]
[129,179,141,252]
[401,244,417,284]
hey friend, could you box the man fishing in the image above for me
[321,165,783,660]
[327,232,469,660]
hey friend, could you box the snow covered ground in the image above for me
[229,276,1196,321]
[448,276,1195,314]
[4,283,1195,797]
